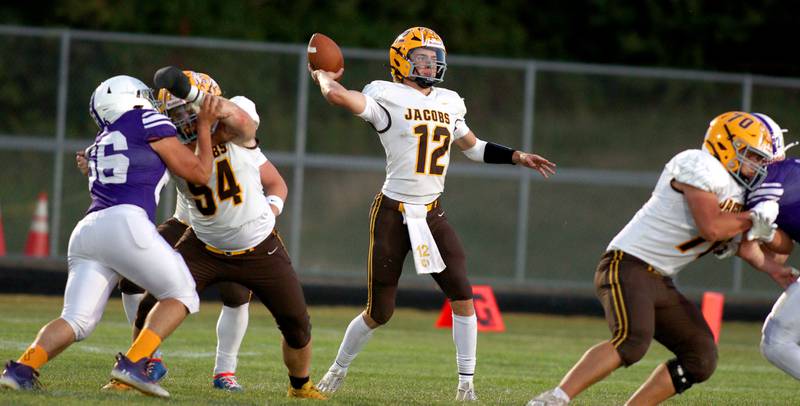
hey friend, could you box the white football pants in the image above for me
[761,280,800,380]
[63,204,198,341]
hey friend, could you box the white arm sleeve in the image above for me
[461,139,487,162]
[452,96,470,139]
[453,117,471,139]
[357,95,391,133]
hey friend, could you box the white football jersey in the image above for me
[608,149,745,277]
[169,172,192,225]
[170,95,260,226]
[176,141,273,251]
[174,95,273,251]
[359,80,470,204]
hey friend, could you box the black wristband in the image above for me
[484,142,516,164]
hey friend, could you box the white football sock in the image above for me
[214,303,250,375]
[121,293,144,326]
[333,314,374,370]
[453,313,477,384]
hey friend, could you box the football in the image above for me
[307,33,344,74]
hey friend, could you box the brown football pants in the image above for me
[366,193,472,325]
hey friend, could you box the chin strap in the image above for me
[413,77,436,88]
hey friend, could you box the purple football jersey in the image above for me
[746,158,800,242]
[86,109,177,222]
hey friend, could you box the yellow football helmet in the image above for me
[157,70,222,143]
[389,27,447,88]
[702,111,773,190]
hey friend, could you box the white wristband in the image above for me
[267,195,284,215]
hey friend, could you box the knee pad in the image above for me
[62,315,99,342]
[277,312,311,349]
[666,358,694,394]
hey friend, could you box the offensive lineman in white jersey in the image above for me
[528,112,786,405]
[132,69,325,399]
[310,26,556,401]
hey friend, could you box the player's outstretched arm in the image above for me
[260,161,288,217]
[151,95,215,185]
[208,94,258,147]
[454,131,557,178]
[676,181,751,241]
[737,239,797,289]
[309,67,366,114]
[761,227,794,255]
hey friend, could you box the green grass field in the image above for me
[0,294,794,405]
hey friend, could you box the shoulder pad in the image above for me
[362,80,395,100]
[666,149,731,193]
[229,96,259,125]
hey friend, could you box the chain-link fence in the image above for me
[2,25,800,298]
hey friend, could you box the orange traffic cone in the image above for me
[702,291,725,343]
[0,203,6,256]
[24,192,49,257]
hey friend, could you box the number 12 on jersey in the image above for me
[414,124,451,175]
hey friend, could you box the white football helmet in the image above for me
[89,75,156,128]
[753,112,793,161]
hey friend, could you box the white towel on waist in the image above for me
[402,203,446,274]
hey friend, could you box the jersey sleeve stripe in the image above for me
[749,187,784,200]
[374,102,392,134]
[144,120,176,130]
[143,114,171,124]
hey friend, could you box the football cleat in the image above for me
[213,372,243,392]
[110,353,169,398]
[100,379,133,392]
[287,380,327,399]
[455,381,477,401]
[0,361,41,391]
[527,389,569,406]
[317,365,347,394]
[146,358,168,382]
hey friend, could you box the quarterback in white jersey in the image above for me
[310,26,556,401]
[529,112,775,406]
[359,79,470,204]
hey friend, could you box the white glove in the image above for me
[747,201,779,242]
[750,200,779,224]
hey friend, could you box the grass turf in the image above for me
[0,294,794,405]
